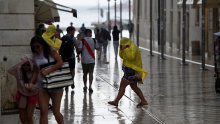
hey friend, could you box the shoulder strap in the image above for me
[82,39,95,59]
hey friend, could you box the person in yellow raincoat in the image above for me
[108,37,148,107]
[42,24,62,51]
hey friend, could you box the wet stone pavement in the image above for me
[1,42,220,124]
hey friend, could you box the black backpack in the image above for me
[100,29,111,42]
[59,35,74,59]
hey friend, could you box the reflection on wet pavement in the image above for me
[1,42,220,124]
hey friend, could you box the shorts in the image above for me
[122,66,141,82]
[68,58,75,69]
[82,63,95,74]
[46,87,64,93]
[15,91,38,109]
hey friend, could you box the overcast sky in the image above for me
[52,0,130,28]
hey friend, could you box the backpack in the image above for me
[100,29,111,42]
[59,35,74,59]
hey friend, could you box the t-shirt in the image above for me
[33,53,55,88]
[60,34,78,59]
[78,37,99,64]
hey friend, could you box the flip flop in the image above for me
[136,102,148,108]
[108,101,118,107]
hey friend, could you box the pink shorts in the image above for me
[15,91,38,108]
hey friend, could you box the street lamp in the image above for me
[128,0,131,39]
[120,0,122,38]
[107,0,111,31]
[114,0,117,25]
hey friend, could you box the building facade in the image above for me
[133,0,220,58]
[0,0,35,113]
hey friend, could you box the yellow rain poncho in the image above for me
[119,37,148,83]
[42,24,62,50]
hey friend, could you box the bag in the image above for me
[40,61,73,89]
[100,29,111,42]
[82,39,95,59]
[59,35,74,59]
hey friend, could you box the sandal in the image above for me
[136,102,148,108]
[108,101,118,107]
[83,87,87,92]
[89,88,93,93]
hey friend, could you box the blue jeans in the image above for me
[98,41,108,58]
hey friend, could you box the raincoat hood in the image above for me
[8,55,34,80]
[119,37,148,83]
[42,24,62,50]
[7,55,38,96]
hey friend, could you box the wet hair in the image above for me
[84,29,92,36]
[66,26,75,33]
[30,36,51,60]
[113,25,118,30]
[21,62,30,83]
[38,23,45,29]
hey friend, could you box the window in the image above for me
[195,8,200,26]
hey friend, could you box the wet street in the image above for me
[1,41,220,124]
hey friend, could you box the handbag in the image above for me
[40,61,73,89]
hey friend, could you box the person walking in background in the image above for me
[79,23,87,37]
[59,26,78,91]
[30,36,64,124]
[56,24,63,39]
[108,37,148,107]
[94,27,102,60]
[70,22,73,27]
[99,27,111,61]
[78,29,99,93]
[8,56,39,124]
[128,21,134,39]
[94,26,101,43]
[36,23,46,36]
[112,25,120,60]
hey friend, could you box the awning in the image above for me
[35,0,77,23]
[35,0,60,23]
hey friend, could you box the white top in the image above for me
[79,37,99,64]
[33,53,55,88]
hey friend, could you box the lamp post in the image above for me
[201,0,206,70]
[114,0,117,25]
[98,0,100,25]
[157,0,161,47]
[182,0,187,65]
[150,0,153,56]
[107,0,111,31]
[120,0,123,38]
[136,0,140,46]
[128,0,131,39]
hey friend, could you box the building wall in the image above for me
[0,0,34,67]
[133,0,216,56]
[0,0,35,112]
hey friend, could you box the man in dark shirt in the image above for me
[60,26,78,90]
